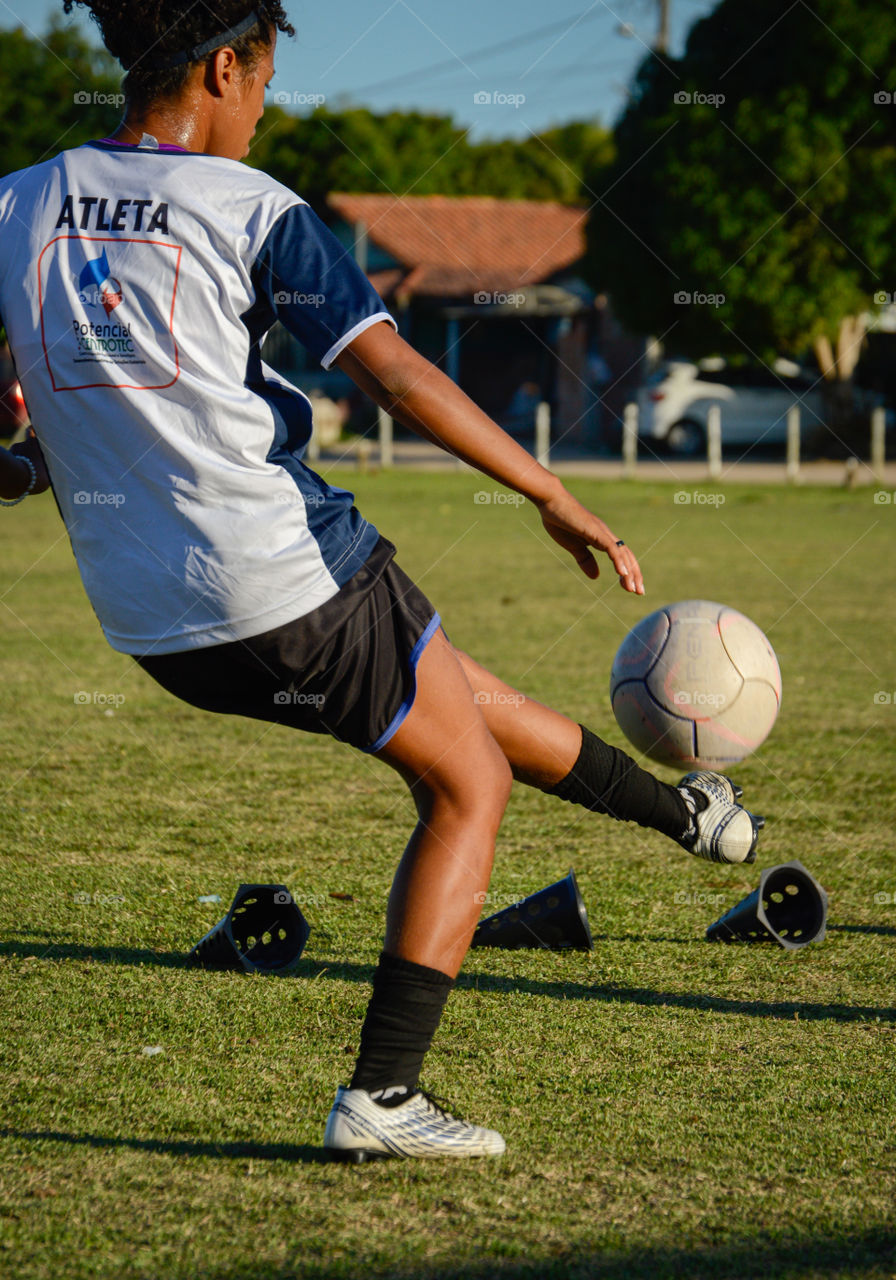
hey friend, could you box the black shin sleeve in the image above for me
[350,951,454,1098]
[547,725,690,840]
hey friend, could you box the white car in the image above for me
[636,358,826,456]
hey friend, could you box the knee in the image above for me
[455,743,513,822]
[483,740,514,814]
[480,740,514,829]
[423,733,512,829]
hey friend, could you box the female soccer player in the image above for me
[0,1,761,1161]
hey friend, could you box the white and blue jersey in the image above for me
[0,137,396,654]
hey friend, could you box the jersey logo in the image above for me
[78,247,123,317]
[38,235,182,393]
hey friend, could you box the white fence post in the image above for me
[535,401,551,469]
[378,406,393,469]
[707,404,722,478]
[622,402,638,478]
[786,405,801,483]
[871,406,886,485]
[356,438,373,472]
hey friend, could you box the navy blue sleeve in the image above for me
[252,202,396,368]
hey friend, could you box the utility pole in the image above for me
[618,3,670,53]
[656,0,670,53]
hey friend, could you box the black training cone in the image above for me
[705,860,827,950]
[189,883,310,972]
[471,869,593,951]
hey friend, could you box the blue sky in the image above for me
[0,0,718,138]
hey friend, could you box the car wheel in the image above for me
[665,419,706,457]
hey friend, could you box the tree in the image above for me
[248,107,471,213]
[248,106,614,213]
[0,21,122,176]
[585,0,896,436]
[0,23,614,209]
[514,121,615,204]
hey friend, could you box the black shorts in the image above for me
[133,537,441,753]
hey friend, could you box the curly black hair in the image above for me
[62,1,295,108]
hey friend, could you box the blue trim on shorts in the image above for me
[363,612,442,754]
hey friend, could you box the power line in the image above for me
[497,55,633,85]
[348,10,610,98]
[405,56,631,97]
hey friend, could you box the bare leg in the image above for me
[452,647,583,790]
[373,628,513,978]
[328,628,513,1151]
[447,647,757,859]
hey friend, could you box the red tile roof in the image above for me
[327,194,587,300]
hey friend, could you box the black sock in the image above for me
[547,724,696,839]
[350,951,454,1105]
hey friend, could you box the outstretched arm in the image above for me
[334,321,644,594]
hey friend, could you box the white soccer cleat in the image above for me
[677,772,763,865]
[678,770,743,804]
[323,1085,506,1162]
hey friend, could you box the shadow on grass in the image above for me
[828,922,896,937]
[224,1227,896,1280]
[0,1126,328,1164]
[2,941,894,1023]
[98,1226,896,1280]
[457,975,896,1023]
[0,940,192,968]
[588,932,695,944]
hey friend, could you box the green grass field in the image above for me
[1,471,894,1280]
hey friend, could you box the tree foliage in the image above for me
[585,0,896,376]
[0,21,613,207]
[247,108,613,212]
[0,21,121,176]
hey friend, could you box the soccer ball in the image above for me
[610,600,781,770]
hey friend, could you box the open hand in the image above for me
[536,487,645,594]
